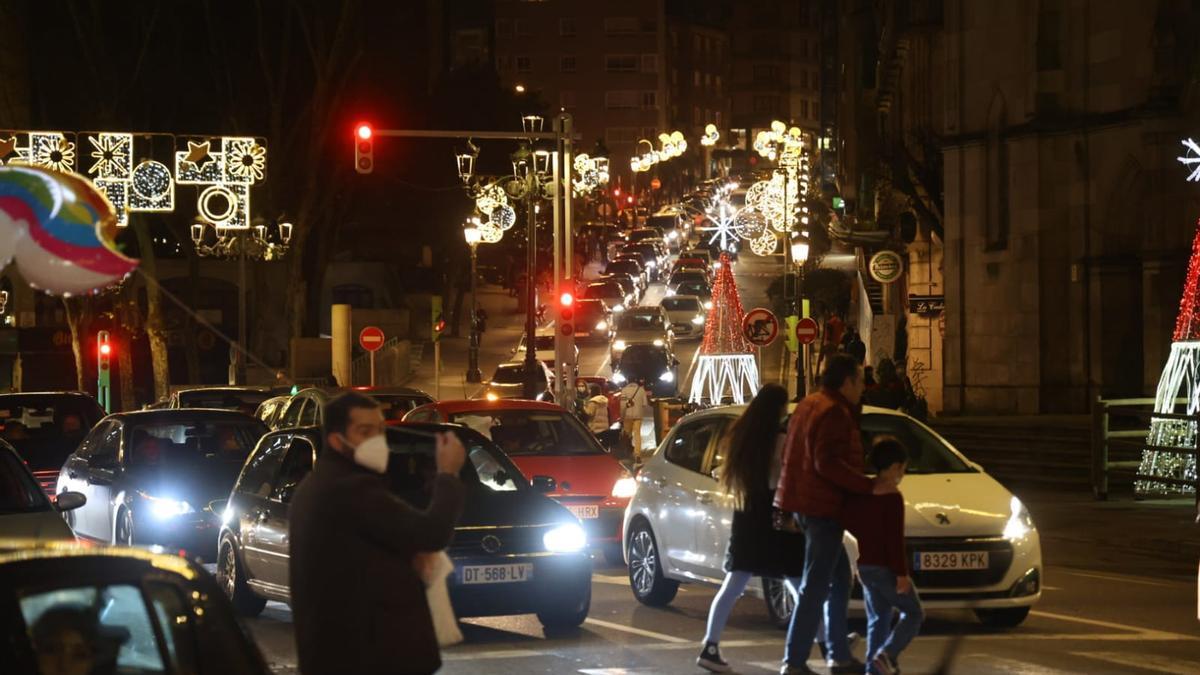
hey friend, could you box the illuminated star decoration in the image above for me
[1177,138,1200,182]
[175,136,266,230]
[183,140,214,169]
[0,136,17,164]
[88,133,132,179]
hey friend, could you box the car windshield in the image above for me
[618,312,662,330]
[676,282,711,297]
[671,272,707,285]
[491,365,531,384]
[125,418,265,467]
[576,301,606,320]
[860,413,975,474]
[662,297,701,312]
[384,427,527,497]
[628,230,656,241]
[447,410,604,456]
[373,394,431,421]
[607,261,640,274]
[0,395,103,471]
[647,215,677,230]
[519,335,556,352]
[176,389,270,415]
[620,345,669,375]
[0,449,50,513]
[584,284,621,299]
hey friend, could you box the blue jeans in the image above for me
[785,516,851,665]
[858,564,924,669]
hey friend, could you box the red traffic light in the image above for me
[356,123,373,140]
[626,195,634,204]
[559,292,574,307]
[613,187,622,197]
[99,343,111,356]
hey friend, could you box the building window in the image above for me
[641,54,658,73]
[694,71,701,86]
[605,127,640,145]
[753,95,778,114]
[693,106,702,125]
[559,17,577,37]
[693,34,702,53]
[514,18,532,37]
[560,55,577,73]
[801,100,809,119]
[715,75,721,95]
[753,64,779,84]
[604,90,639,109]
[642,91,658,109]
[515,56,532,73]
[605,17,638,35]
[606,54,639,72]
[496,55,512,71]
[496,19,512,38]
[799,69,808,88]
[560,90,576,109]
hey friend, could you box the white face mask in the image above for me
[346,433,390,474]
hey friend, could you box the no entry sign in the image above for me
[359,326,385,352]
[795,317,819,345]
[742,308,779,347]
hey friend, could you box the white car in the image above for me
[622,405,1042,629]
[660,295,707,340]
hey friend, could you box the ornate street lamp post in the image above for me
[463,222,483,383]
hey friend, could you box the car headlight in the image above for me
[544,523,587,553]
[703,300,713,310]
[614,339,627,351]
[140,493,194,520]
[668,231,678,240]
[647,261,656,269]
[665,288,676,296]
[613,304,625,312]
[611,476,638,498]
[692,315,705,325]
[713,261,722,269]
[612,371,627,384]
[595,320,608,331]
[1003,496,1035,540]
[653,338,664,346]
[485,392,500,401]
[659,371,675,383]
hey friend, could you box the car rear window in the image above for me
[662,297,701,312]
[618,312,662,330]
[448,410,604,456]
[0,450,50,513]
[125,419,265,467]
[177,390,270,414]
[859,414,975,474]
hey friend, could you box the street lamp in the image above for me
[464,222,483,383]
[192,218,291,385]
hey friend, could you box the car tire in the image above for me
[974,606,1030,628]
[113,508,134,546]
[626,520,678,606]
[762,577,794,630]
[604,542,626,567]
[537,585,590,631]
[218,538,267,617]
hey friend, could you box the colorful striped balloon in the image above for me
[0,165,137,295]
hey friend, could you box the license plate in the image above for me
[461,563,534,585]
[567,505,600,519]
[914,551,989,570]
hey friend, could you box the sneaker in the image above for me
[817,632,861,660]
[779,663,820,675]
[696,642,731,673]
[827,656,866,674]
[872,652,898,675]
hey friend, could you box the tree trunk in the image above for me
[62,297,94,393]
[183,251,202,384]
[132,222,171,400]
[117,323,135,410]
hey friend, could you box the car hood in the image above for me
[899,472,1015,538]
[664,309,701,322]
[457,488,574,529]
[508,454,623,498]
[127,462,245,508]
[0,510,75,541]
[615,329,668,343]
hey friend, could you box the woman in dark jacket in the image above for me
[697,384,805,673]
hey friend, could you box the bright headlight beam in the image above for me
[543,523,587,552]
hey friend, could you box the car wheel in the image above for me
[762,577,795,630]
[113,508,134,546]
[537,585,590,631]
[626,520,678,606]
[604,542,626,567]
[218,538,267,617]
[974,606,1030,628]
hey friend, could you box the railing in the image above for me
[1091,396,1199,504]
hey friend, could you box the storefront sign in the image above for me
[909,295,945,314]
[869,250,904,284]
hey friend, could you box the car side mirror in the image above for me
[54,491,86,512]
[531,475,557,493]
[205,499,228,517]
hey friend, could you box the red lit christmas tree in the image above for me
[689,253,760,405]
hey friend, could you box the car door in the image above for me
[237,432,291,582]
[80,421,123,541]
[59,420,111,538]
[256,435,316,593]
[655,416,728,578]
[695,415,738,579]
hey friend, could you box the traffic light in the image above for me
[613,187,621,197]
[558,291,574,336]
[97,331,111,413]
[354,123,374,174]
[431,295,445,342]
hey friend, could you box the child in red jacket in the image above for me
[842,438,924,675]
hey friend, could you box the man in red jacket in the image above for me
[775,355,897,675]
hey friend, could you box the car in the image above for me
[611,306,674,364]
[215,423,593,627]
[56,409,267,558]
[604,258,648,294]
[611,343,680,398]
[512,330,581,373]
[404,399,634,563]
[574,298,615,342]
[477,361,555,401]
[647,210,686,244]
[671,280,713,309]
[0,392,106,496]
[681,248,714,267]
[0,442,85,540]
[623,405,1043,629]
[254,394,292,429]
[167,386,275,416]
[583,280,633,314]
[274,386,435,429]
[624,227,661,245]
[672,257,711,278]
[0,540,270,673]
[617,244,665,280]
[667,269,710,290]
[661,295,707,340]
[594,273,641,305]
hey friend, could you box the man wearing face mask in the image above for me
[289,392,466,675]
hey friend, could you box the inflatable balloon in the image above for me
[0,165,137,295]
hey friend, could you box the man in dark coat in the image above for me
[289,392,466,675]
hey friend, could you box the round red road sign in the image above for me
[742,308,779,347]
[359,326,386,352]
[795,317,819,345]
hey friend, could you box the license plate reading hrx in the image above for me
[914,551,989,570]
[461,563,534,585]
[567,504,600,519]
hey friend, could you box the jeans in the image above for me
[705,574,829,646]
[858,564,924,668]
[785,516,851,665]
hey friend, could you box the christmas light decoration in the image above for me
[700,123,720,147]
[751,231,778,256]
[174,136,266,230]
[690,252,760,405]
[87,133,132,179]
[129,160,174,211]
[30,133,76,172]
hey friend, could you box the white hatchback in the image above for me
[622,405,1042,629]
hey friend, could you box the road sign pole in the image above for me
[369,351,376,387]
[435,341,441,400]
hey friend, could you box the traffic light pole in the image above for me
[522,167,540,400]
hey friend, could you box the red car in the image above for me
[403,399,633,564]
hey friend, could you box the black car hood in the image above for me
[126,461,245,507]
[402,484,573,529]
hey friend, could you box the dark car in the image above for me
[604,259,648,293]
[617,244,663,280]
[583,280,633,313]
[0,541,269,673]
[168,387,276,416]
[0,392,106,496]
[612,343,680,398]
[0,443,85,540]
[671,280,713,308]
[253,394,292,429]
[55,409,267,558]
[574,298,614,341]
[215,424,592,628]
[274,386,435,429]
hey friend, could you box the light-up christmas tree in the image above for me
[1136,220,1200,497]
[689,252,760,405]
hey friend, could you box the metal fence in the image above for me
[1090,396,1199,504]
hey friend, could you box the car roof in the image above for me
[0,539,202,579]
[413,399,567,415]
[624,305,662,314]
[107,409,260,422]
[176,386,269,394]
[663,294,702,303]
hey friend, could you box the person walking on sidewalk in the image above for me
[620,377,653,460]
[842,438,923,675]
[775,355,898,675]
[583,383,611,434]
[697,384,805,673]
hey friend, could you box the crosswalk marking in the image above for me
[584,617,690,643]
[1071,651,1200,674]
[443,649,543,661]
[961,654,1076,674]
[1030,609,1200,641]
[1056,568,1190,589]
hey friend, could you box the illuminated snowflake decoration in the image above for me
[745,174,794,233]
[700,201,745,254]
[750,231,778,256]
[735,208,768,241]
[32,135,76,172]
[1178,138,1200,182]
[226,139,267,182]
[87,133,132,179]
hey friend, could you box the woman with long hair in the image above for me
[697,383,805,673]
